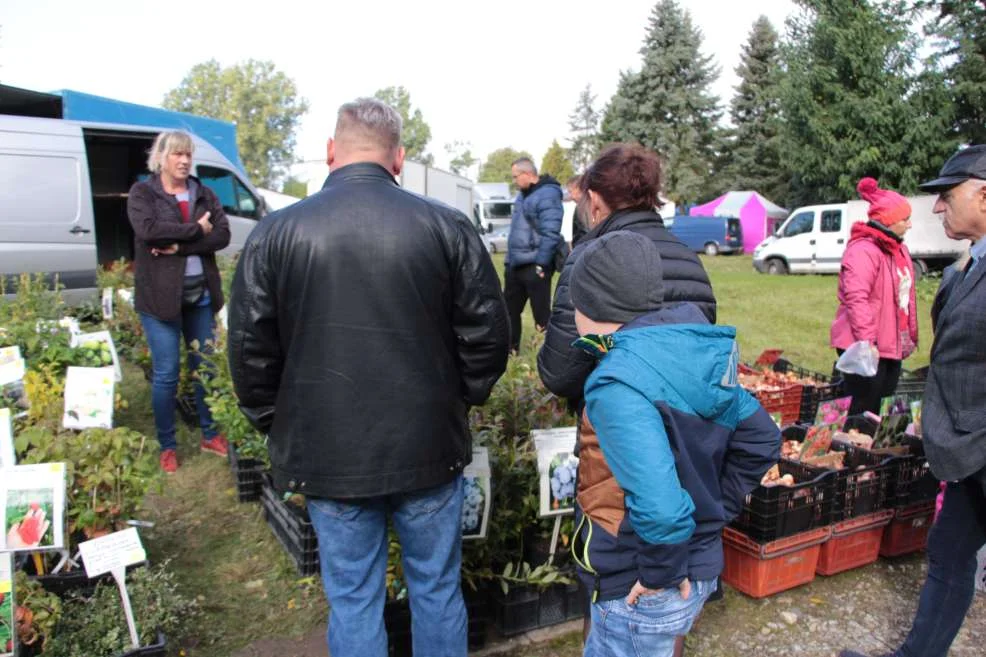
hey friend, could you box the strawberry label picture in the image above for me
[0,463,66,552]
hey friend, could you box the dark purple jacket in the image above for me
[127,174,230,321]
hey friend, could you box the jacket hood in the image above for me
[522,175,562,197]
[613,305,738,420]
[850,221,904,255]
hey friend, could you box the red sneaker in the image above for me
[159,449,178,474]
[200,435,229,457]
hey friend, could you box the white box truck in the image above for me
[473,182,515,234]
[752,195,968,277]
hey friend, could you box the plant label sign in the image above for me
[79,528,146,649]
[78,528,147,579]
[62,366,115,430]
[71,330,122,383]
[0,348,25,387]
[0,463,66,552]
[102,288,114,320]
[0,553,13,657]
[532,427,578,518]
[0,409,13,470]
[461,446,491,541]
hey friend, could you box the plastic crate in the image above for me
[880,501,935,557]
[229,444,265,503]
[492,584,541,636]
[464,583,491,650]
[120,633,167,657]
[721,525,831,599]
[756,384,804,426]
[832,443,893,520]
[564,579,586,621]
[730,460,836,542]
[176,392,198,427]
[816,510,894,575]
[538,584,567,627]
[839,417,937,509]
[773,358,846,425]
[895,367,928,397]
[260,474,319,575]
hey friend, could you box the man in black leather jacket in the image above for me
[227,98,509,657]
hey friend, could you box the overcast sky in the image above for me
[2,0,797,179]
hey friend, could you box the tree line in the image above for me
[162,0,984,207]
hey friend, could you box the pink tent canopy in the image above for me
[689,191,788,254]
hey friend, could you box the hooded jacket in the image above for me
[505,175,564,269]
[572,304,780,600]
[538,208,716,403]
[830,221,918,360]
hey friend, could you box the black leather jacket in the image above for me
[228,163,510,498]
[537,208,717,403]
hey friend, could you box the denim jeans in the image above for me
[895,470,986,657]
[139,291,218,451]
[584,577,717,657]
[307,476,467,657]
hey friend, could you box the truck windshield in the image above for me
[484,202,513,219]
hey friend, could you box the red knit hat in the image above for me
[857,177,911,226]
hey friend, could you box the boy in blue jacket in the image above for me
[569,231,780,657]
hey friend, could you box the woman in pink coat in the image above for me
[830,177,919,416]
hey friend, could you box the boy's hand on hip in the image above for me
[625,578,691,605]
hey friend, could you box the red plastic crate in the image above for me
[722,525,831,599]
[756,383,804,426]
[880,501,935,557]
[816,510,894,576]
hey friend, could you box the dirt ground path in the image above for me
[231,552,986,657]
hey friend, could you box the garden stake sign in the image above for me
[533,427,579,564]
[461,446,491,540]
[0,409,13,469]
[78,528,148,650]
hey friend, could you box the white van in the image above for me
[0,115,265,302]
[751,196,967,277]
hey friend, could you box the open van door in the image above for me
[196,164,265,254]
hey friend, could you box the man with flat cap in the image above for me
[841,145,986,657]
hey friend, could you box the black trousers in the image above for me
[504,263,552,352]
[835,349,903,416]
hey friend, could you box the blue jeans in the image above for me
[139,291,218,451]
[895,470,986,657]
[307,476,467,657]
[584,578,717,657]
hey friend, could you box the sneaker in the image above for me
[200,435,229,457]
[159,449,178,474]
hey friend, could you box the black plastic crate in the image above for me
[492,584,541,636]
[895,367,928,397]
[384,598,412,657]
[538,584,567,627]
[229,444,265,503]
[119,633,167,657]
[827,441,894,520]
[176,392,198,428]
[772,358,846,424]
[564,579,586,621]
[260,474,319,575]
[464,582,491,650]
[838,417,937,508]
[730,459,836,542]
[22,558,148,599]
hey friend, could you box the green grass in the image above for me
[126,252,939,655]
[496,252,935,373]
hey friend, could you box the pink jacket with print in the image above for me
[830,236,918,360]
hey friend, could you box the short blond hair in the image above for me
[147,131,195,173]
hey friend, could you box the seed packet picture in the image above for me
[5,489,54,550]
[0,554,12,657]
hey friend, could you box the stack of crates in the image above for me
[771,358,846,425]
[723,460,836,598]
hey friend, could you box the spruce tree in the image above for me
[567,84,601,173]
[599,0,722,205]
[724,16,788,204]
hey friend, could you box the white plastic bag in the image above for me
[836,340,878,377]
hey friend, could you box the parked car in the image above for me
[668,215,743,255]
[482,228,509,254]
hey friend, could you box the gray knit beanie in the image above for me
[570,231,664,324]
